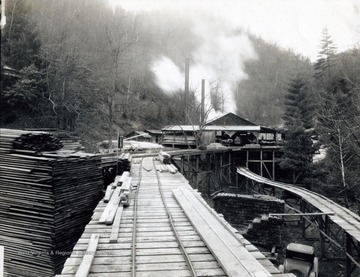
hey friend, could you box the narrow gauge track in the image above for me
[237,167,360,240]
[129,156,226,277]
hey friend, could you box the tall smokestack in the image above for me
[201,79,205,124]
[184,58,190,124]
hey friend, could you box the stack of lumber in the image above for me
[1,129,63,152]
[54,131,84,151]
[123,140,163,152]
[0,129,103,276]
[24,129,85,151]
[100,153,130,171]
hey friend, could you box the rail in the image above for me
[130,157,197,277]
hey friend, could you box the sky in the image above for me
[109,0,360,61]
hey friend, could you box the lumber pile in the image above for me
[1,129,63,152]
[100,153,130,170]
[54,131,84,151]
[0,129,103,276]
[24,129,84,151]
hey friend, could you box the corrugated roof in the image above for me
[206,112,258,126]
[162,125,260,132]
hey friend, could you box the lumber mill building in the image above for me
[161,112,284,148]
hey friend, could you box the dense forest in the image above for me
[1,1,359,209]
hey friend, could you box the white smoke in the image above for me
[151,57,184,92]
[152,18,258,120]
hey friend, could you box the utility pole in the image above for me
[201,79,205,124]
[184,58,190,124]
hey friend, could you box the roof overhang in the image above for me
[162,125,261,132]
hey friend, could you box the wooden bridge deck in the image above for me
[57,156,294,277]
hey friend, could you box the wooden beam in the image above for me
[99,187,121,224]
[103,185,114,203]
[109,205,124,243]
[269,212,335,216]
[173,188,272,277]
[74,234,99,277]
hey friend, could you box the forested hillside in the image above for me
[1,0,360,210]
[0,0,310,146]
[1,0,359,178]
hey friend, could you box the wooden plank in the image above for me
[109,205,124,243]
[105,195,123,225]
[121,177,132,191]
[173,188,272,277]
[104,185,114,203]
[99,187,121,224]
[74,233,99,277]
[116,171,130,186]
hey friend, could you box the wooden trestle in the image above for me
[57,155,295,277]
[237,167,360,277]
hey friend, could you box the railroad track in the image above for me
[59,158,281,277]
[128,156,226,277]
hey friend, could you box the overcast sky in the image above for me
[109,0,360,61]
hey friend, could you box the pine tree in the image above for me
[280,77,315,184]
[314,28,337,81]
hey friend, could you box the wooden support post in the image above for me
[346,233,352,277]
[272,151,275,181]
[300,200,306,238]
[195,155,199,190]
[236,171,239,190]
[228,152,231,181]
[246,150,249,168]
[319,215,326,260]
[260,150,263,177]
[181,156,184,174]
[220,154,223,183]
[208,153,212,195]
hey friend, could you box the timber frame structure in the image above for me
[170,149,236,195]
[237,167,360,277]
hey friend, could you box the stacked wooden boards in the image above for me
[0,129,104,276]
[100,153,131,171]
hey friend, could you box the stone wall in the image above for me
[213,193,285,225]
[213,193,285,247]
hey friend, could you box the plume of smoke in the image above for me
[151,57,184,92]
[152,17,257,120]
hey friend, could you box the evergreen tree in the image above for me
[313,30,360,208]
[280,77,315,184]
[314,28,337,81]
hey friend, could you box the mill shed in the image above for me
[162,113,283,148]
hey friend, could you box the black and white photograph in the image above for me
[1,0,359,276]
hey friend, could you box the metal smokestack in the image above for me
[201,79,205,124]
[184,58,190,124]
